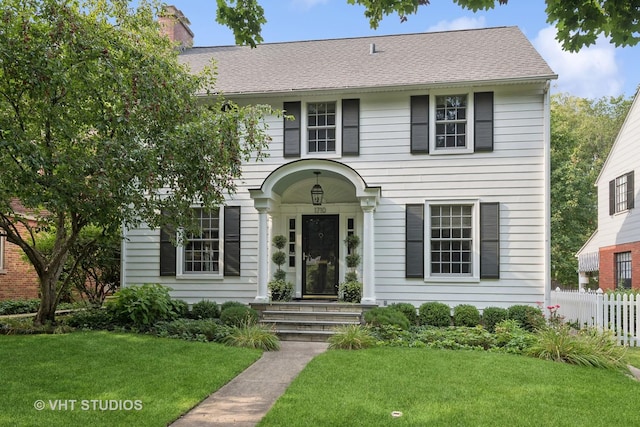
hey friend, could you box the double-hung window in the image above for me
[609,171,634,214]
[430,204,473,275]
[307,102,336,153]
[183,208,220,273]
[435,95,467,150]
[615,251,632,289]
[405,200,499,281]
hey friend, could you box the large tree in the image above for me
[0,0,275,325]
[216,0,640,51]
[550,93,632,288]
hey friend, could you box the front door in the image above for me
[302,215,339,298]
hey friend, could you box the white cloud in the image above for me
[427,16,487,32]
[291,0,329,9]
[533,26,623,98]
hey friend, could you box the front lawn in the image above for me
[0,331,261,426]
[259,347,640,427]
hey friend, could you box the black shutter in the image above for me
[224,206,241,276]
[627,171,634,209]
[480,202,500,279]
[474,92,494,152]
[159,225,176,276]
[609,179,616,215]
[410,95,429,153]
[342,98,360,156]
[283,101,301,157]
[406,204,424,278]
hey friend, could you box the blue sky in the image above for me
[167,0,640,99]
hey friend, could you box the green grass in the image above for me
[0,331,261,427]
[259,347,640,427]
[628,347,640,368]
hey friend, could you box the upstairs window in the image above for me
[609,171,635,214]
[435,95,467,149]
[307,102,336,153]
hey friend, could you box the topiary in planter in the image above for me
[453,304,481,327]
[418,301,451,327]
[338,281,362,303]
[269,235,294,301]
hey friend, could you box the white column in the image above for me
[255,207,269,302]
[361,205,376,304]
[578,272,589,291]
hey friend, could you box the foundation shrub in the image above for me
[482,306,509,332]
[0,299,41,315]
[65,308,114,330]
[107,284,178,330]
[170,299,190,319]
[418,302,451,327]
[364,307,410,330]
[453,304,481,327]
[493,319,536,353]
[507,305,545,332]
[220,301,246,313]
[190,299,220,319]
[387,303,418,325]
[153,318,221,342]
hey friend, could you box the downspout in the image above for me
[543,81,552,308]
[120,221,127,289]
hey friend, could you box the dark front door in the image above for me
[302,215,339,298]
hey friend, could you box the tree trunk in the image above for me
[35,274,58,326]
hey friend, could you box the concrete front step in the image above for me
[251,301,376,342]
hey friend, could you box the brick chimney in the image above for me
[158,5,194,49]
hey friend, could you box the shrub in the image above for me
[388,303,418,326]
[190,299,220,319]
[338,281,362,303]
[170,299,190,318]
[220,305,259,327]
[268,279,294,302]
[0,299,40,315]
[107,284,177,329]
[65,308,114,330]
[494,319,536,353]
[416,326,496,350]
[364,307,410,330]
[528,324,627,369]
[453,304,481,327]
[328,324,376,350]
[220,301,246,313]
[345,253,361,269]
[222,323,280,351]
[369,324,414,346]
[508,305,545,332]
[153,318,221,342]
[418,302,451,327]
[482,306,509,333]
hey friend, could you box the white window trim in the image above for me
[301,99,342,159]
[175,207,225,280]
[0,235,5,273]
[424,199,480,283]
[429,90,474,155]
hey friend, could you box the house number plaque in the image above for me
[314,207,327,213]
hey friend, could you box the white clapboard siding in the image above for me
[123,84,548,307]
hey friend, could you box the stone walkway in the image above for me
[170,341,329,426]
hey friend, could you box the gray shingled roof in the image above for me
[179,26,556,95]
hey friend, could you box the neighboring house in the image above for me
[0,201,40,301]
[577,89,640,291]
[121,8,557,309]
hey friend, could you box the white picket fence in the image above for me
[550,288,639,347]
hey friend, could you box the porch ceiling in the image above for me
[279,173,356,204]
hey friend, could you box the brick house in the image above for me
[0,201,39,301]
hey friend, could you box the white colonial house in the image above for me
[577,88,640,291]
[121,9,556,310]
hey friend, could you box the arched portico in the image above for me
[249,159,380,303]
